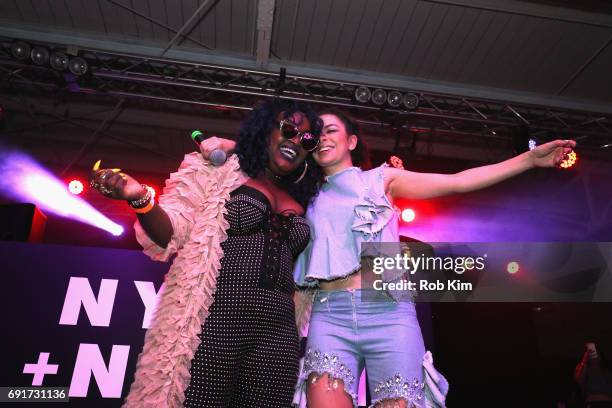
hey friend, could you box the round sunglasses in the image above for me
[278,120,320,152]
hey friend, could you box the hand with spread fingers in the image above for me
[89,159,146,201]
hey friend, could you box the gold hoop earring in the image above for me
[293,161,308,184]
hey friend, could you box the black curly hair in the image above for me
[234,98,324,208]
[318,109,372,170]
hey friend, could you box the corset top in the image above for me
[225,184,310,256]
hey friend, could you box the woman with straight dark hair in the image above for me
[293,110,575,408]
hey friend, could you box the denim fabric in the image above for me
[302,289,426,407]
[294,165,404,289]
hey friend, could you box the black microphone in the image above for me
[191,130,227,166]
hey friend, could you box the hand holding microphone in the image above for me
[191,130,230,166]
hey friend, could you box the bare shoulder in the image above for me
[242,178,275,208]
[382,166,402,194]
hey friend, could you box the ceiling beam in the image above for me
[255,0,276,69]
[557,33,612,95]
[423,0,612,28]
[160,0,216,56]
[2,24,612,115]
[106,0,211,50]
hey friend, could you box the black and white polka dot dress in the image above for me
[183,184,310,408]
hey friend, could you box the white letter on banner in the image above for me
[59,277,118,327]
[134,281,164,329]
[69,343,130,398]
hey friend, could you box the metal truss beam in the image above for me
[1,39,611,151]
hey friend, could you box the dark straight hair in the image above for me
[318,109,372,170]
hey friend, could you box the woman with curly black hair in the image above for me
[90,98,323,408]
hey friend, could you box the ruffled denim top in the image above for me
[294,165,406,296]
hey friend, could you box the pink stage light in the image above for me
[0,151,123,236]
[401,208,416,223]
[68,179,84,195]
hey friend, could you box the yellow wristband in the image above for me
[133,196,155,214]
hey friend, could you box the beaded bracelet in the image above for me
[129,185,155,210]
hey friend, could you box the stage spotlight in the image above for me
[403,93,419,110]
[11,41,31,60]
[371,89,387,106]
[0,150,124,236]
[355,86,371,103]
[507,261,520,274]
[388,155,405,170]
[388,91,403,108]
[68,180,84,195]
[68,57,88,76]
[30,46,50,66]
[528,138,537,151]
[401,208,416,223]
[50,52,69,71]
[559,150,578,169]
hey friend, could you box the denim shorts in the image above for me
[300,289,426,407]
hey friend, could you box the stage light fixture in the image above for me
[68,180,84,195]
[30,46,50,66]
[507,261,520,274]
[388,91,403,108]
[528,138,537,151]
[0,150,124,236]
[11,41,31,60]
[401,208,416,223]
[50,52,69,71]
[371,89,387,106]
[403,93,419,110]
[559,150,578,169]
[388,155,405,170]
[354,86,371,103]
[68,57,88,76]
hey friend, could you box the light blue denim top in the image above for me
[294,165,405,292]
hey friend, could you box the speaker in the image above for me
[0,203,47,242]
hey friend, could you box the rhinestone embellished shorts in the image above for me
[300,289,427,407]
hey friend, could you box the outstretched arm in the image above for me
[386,139,576,200]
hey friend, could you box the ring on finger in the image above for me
[99,185,112,195]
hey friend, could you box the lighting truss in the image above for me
[1,38,611,150]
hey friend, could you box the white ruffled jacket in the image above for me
[124,153,247,407]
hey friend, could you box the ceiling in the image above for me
[1,0,611,171]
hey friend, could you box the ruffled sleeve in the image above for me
[134,152,246,262]
[351,164,395,242]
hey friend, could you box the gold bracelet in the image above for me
[133,196,155,214]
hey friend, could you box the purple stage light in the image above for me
[0,150,124,236]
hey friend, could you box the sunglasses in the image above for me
[279,120,319,152]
